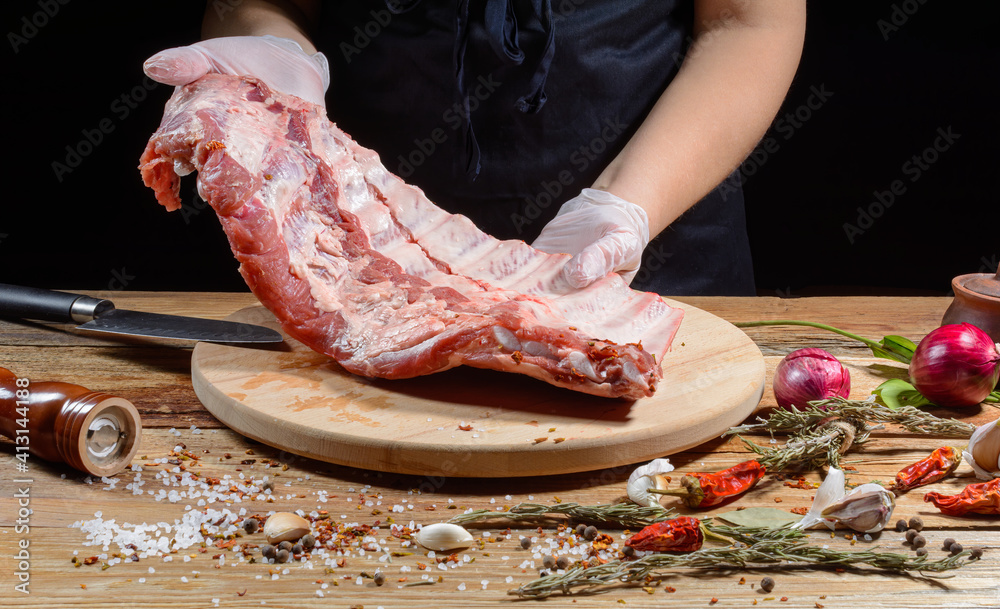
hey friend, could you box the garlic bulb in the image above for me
[626,458,674,507]
[964,418,1000,480]
[414,523,474,552]
[793,469,896,533]
[263,512,311,544]
[820,483,895,533]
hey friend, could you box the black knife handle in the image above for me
[0,284,113,323]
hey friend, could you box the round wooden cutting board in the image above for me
[191,300,764,477]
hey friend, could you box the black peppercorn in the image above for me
[760,577,775,593]
[520,537,532,550]
[261,544,276,559]
[908,517,924,532]
[583,525,599,540]
[275,549,290,563]
[894,519,907,532]
[278,540,293,552]
[374,571,386,586]
[301,534,316,549]
[912,534,927,549]
[942,537,956,551]
[242,519,259,534]
[556,556,571,569]
[542,555,556,569]
[950,542,964,555]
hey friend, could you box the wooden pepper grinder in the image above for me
[0,367,141,477]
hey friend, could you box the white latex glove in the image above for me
[143,35,330,107]
[532,188,650,288]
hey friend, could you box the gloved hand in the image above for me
[143,35,330,107]
[532,188,650,288]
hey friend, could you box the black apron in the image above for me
[320,0,755,296]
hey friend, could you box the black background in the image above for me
[1,1,997,295]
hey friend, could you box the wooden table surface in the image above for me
[1,293,997,608]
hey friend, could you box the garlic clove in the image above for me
[966,418,1000,480]
[263,512,312,544]
[414,523,475,552]
[792,467,846,531]
[626,458,674,507]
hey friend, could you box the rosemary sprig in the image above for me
[725,398,974,471]
[737,424,866,470]
[510,525,973,598]
[448,502,676,529]
[727,398,976,437]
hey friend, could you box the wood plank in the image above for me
[2,294,997,609]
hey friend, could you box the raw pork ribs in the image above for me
[140,75,683,399]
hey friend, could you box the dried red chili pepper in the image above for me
[893,446,961,492]
[655,460,766,508]
[924,478,1000,516]
[625,516,703,552]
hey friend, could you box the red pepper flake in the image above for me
[774,497,783,503]
[458,424,474,431]
[790,507,810,515]
[894,447,961,492]
[710,598,719,605]
[665,586,676,593]
[205,140,226,150]
[511,350,523,364]
[533,437,548,444]
[925,478,1000,515]
[781,597,789,601]
[553,437,566,444]
[626,517,703,552]
[237,589,247,597]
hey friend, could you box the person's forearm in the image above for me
[202,0,320,54]
[592,0,806,236]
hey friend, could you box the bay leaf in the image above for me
[715,507,800,529]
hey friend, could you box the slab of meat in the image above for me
[139,75,683,399]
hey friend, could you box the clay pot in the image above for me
[942,265,1000,343]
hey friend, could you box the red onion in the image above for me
[773,348,852,408]
[909,323,1000,407]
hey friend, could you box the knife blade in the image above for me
[0,283,283,343]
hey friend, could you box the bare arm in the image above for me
[201,0,320,53]
[591,0,807,236]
